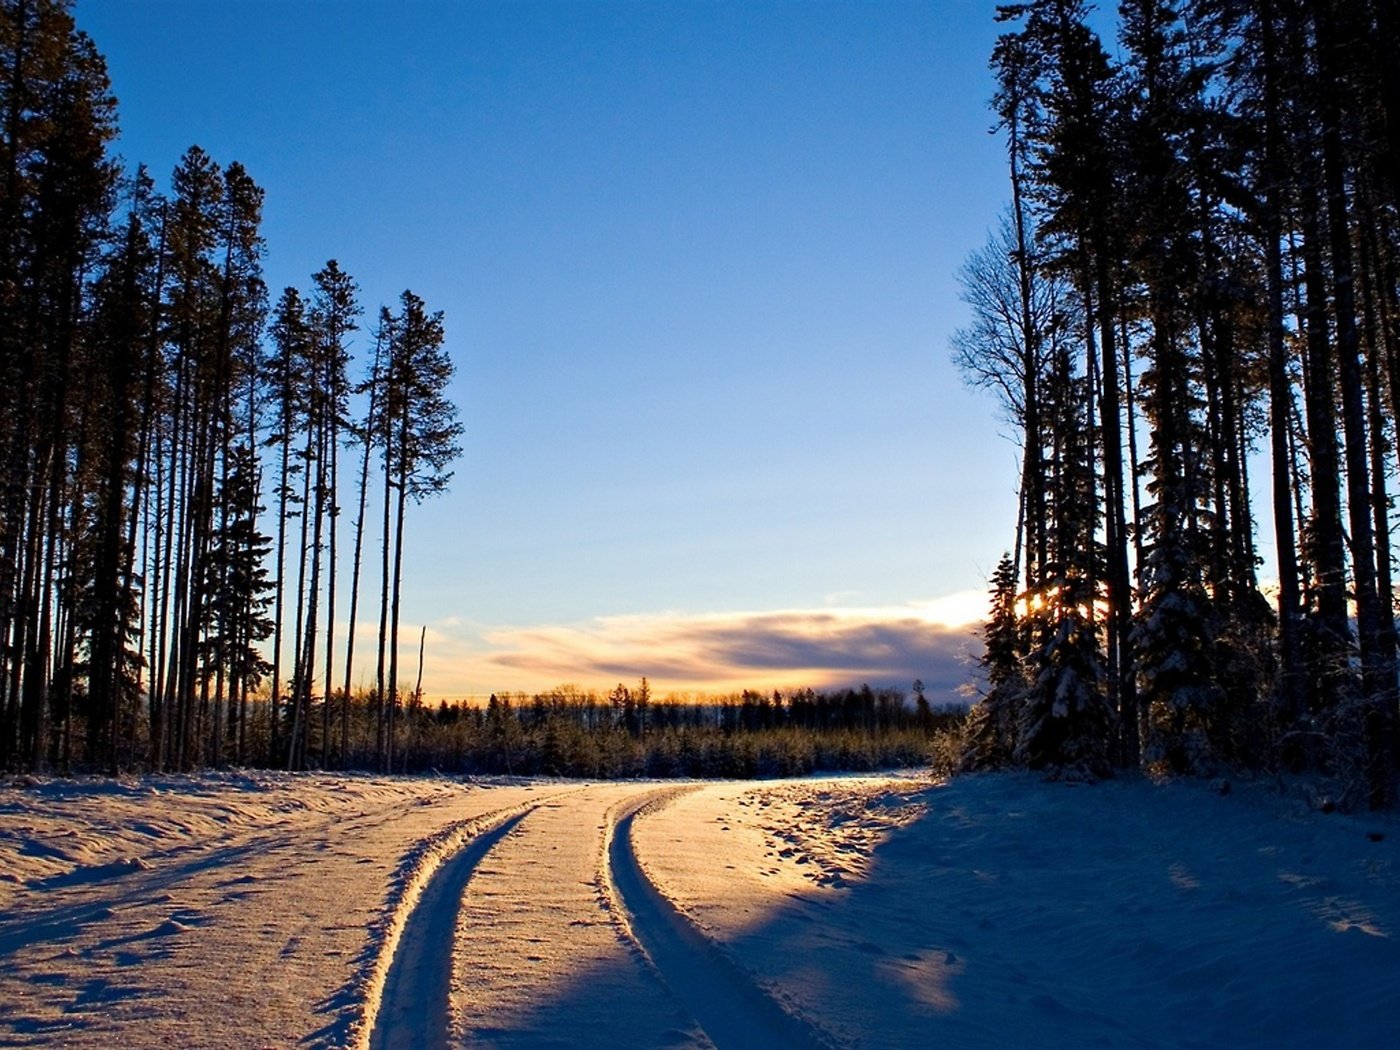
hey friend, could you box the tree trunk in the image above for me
[342,340,382,768]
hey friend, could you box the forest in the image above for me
[4,0,1398,800]
[955,0,1400,808]
[0,0,462,775]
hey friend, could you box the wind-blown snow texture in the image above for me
[0,770,1395,1048]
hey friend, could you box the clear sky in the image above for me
[76,0,1022,704]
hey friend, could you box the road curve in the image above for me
[604,789,841,1050]
[358,791,579,1050]
[363,782,841,1050]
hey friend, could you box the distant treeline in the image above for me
[46,680,964,779]
[407,684,964,778]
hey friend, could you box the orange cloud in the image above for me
[407,599,984,702]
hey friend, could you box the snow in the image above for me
[1,770,1396,1048]
[636,775,1400,1048]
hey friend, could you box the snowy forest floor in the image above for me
[0,769,1396,1049]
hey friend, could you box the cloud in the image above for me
[412,600,984,702]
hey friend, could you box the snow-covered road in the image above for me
[0,776,892,1049]
[367,782,848,1049]
[2,771,1397,1049]
[381,783,709,1050]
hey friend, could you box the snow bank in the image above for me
[635,772,1400,1049]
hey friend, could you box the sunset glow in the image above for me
[405,594,983,701]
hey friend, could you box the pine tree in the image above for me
[376,291,462,771]
[201,443,273,764]
[341,323,385,767]
[204,159,265,767]
[961,554,1028,770]
[263,286,310,766]
[78,178,157,771]
[308,260,357,767]
[1001,0,1139,765]
[1116,0,1230,771]
[993,21,1050,589]
[1015,349,1114,779]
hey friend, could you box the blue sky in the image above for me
[77,0,1021,702]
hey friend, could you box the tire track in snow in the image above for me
[451,785,710,1048]
[369,810,530,1050]
[355,790,578,1050]
[604,790,841,1050]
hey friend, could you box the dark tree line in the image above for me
[956,0,1400,807]
[0,0,461,774]
[393,683,962,779]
